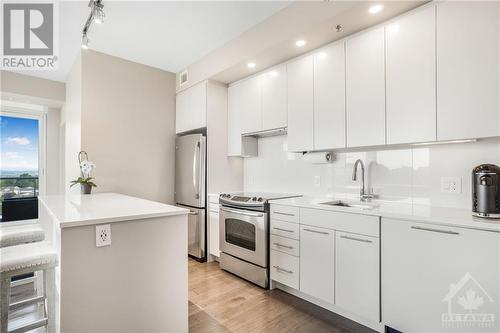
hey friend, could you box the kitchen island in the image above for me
[38,192,189,333]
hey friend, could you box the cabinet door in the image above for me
[382,219,500,333]
[227,84,243,156]
[437,1,500,140]
[208,208,219,257]
[287,55,314,152]
[386,6,436,144]
[335,232,379,323]
[313,43,346,150]
[261,65,287,130]
[175,81,207,134]
[300,225,334,304]
[240,76,262,134]
[346,27,386,147]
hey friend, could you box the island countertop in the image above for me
[38,192,189,228]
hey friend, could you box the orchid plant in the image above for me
[70,151,97,192]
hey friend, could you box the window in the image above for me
[0,103,46,222]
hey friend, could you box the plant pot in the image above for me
[81,183,92,194]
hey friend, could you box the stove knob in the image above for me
[252,197,257,201]
[257,197,263,202]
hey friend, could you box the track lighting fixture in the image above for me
[81,0,105,49]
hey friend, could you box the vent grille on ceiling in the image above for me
[180,70,188,86]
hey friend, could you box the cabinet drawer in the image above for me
[270,250,300,290]
[270,235,300,257]
[271,219,300,240]
[300,208,379,237]
[270,204,300,223]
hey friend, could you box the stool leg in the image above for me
[44,268,56,333]
[1,276,11,333]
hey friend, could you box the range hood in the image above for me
[241,127,287,138]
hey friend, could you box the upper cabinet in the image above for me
[175,81,207,134]
[314,42,346,150]
[346,27,386,147]
[227,83,257,157]
[239,76,262,134]
[386,6,436,144]
[287,55,314,152]
[261,65,287,130]
[437,1,500,140]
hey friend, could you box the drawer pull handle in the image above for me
[340,235,372,243]
[411,226,459,235]
[274,227,294,233]
[273,243,294,249]
[273,266,293,274]
[274,211,295,217]
[303,228,329,235]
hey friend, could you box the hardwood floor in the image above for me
[188,259,376,333]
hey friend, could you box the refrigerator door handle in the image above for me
[193,141,200,199]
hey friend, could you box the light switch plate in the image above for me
[96,224,111,247]
[314,176,321,187]
[441,177,462,194]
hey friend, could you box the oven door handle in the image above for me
[220,207,264,218]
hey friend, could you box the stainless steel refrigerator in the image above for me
[175,134,207,261]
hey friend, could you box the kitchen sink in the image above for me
[319,200,379,210]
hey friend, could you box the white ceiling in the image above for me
[15,1,291,82]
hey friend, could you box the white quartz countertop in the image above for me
[270,196,500,233]
[39,193,189,228]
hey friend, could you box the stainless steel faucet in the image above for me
[352,159,374,202]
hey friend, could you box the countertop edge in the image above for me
[269,198,500,233]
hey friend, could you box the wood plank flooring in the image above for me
[188,259,376,333]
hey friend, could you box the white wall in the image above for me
[46,108,61,194]
[80,50,177,204]
[244,136,500,209]
[61,54,82,194]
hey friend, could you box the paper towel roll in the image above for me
[302,152,335,164]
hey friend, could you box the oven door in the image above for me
[219,206,268,268]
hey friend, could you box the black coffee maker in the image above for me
[472,164,500,218]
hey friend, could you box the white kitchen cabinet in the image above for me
[313,42,346,150]
[386,6,436,144]
[346,27,386,147]
[287,55,314,152]
[271,250,300,290]
[335,231,379,323]
[261,65,287,130]
[208,204,220,258]
[300,225,334,304]
[175,81,207,134]
[227,83,257,157]
[239,76,262,134]
[382,218,500,333]
[437,1,500,140]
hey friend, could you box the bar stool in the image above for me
[0,223,45,248]
[0,242,58,333]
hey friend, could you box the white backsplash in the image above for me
[243,136,500,209]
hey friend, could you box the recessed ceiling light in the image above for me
[369,4,384,14]
[247,62,256,69]
[295,40,307,47]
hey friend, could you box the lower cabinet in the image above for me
[299,225,335,304]
[270,250,300,290]
[335,231,379,322]
[382,218,500,333]
[208,204,220,258]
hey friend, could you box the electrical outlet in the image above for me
[96,224,111,247]
[441,177,462,194]
[314,175,321,187]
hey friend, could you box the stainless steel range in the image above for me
[219,192,300,288]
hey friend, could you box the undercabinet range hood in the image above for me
[242,127,287,138]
